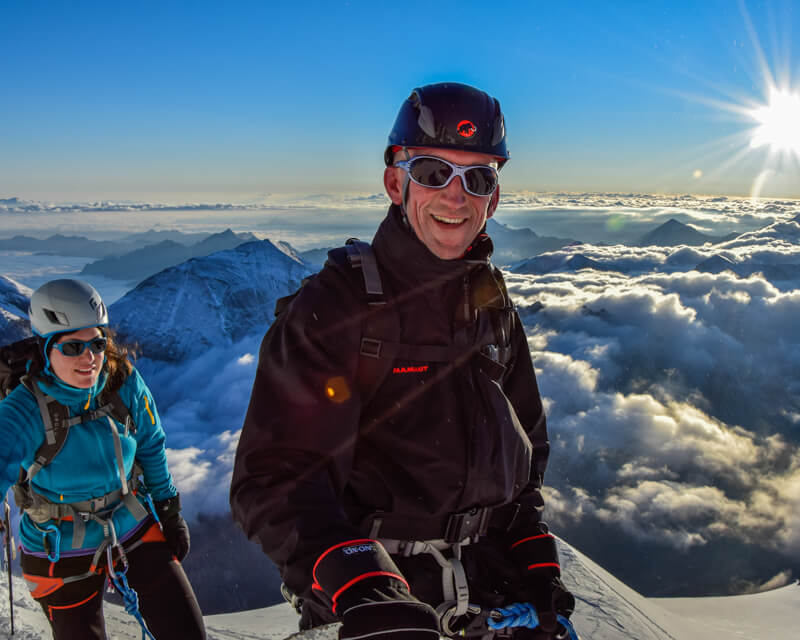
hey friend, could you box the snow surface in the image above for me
[1,537,797,639]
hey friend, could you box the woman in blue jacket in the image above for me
[0,279,205,639]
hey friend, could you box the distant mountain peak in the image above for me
[210,228,236,238]
[637,218,722,247]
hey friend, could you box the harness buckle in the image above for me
[360,338,382,359]
[444,507,491,544]
[89,499,103,512]
[480,344,500,362]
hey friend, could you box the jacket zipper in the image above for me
[461,272,480,495]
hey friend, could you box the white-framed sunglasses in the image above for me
[394,155,499,197]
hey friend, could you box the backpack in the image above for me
[0,336,41,400]
[274,238,516,406]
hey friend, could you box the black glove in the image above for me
[312,538,440,640]
[154,494,190,562]
[507,530,575,636]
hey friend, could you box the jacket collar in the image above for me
[372,205,495,290]
[35,370,108,411]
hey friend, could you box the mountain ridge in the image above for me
[109,238,311,362]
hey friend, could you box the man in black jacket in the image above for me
[230,83,575,640]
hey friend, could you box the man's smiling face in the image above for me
[384,147,500,260]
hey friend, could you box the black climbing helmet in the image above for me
[384,82,510,168]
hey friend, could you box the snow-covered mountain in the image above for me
[0,277,31,344]
[109,239,312,361]
[82,229,260,282]
[1,536,797,639]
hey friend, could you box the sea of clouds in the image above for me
[2,192,799,597]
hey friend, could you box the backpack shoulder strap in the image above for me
[340,239,401,405]
[344,238,384,298]
[107,389,136,435]
[21,375,73,482]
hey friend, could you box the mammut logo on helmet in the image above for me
[457,120,477,138]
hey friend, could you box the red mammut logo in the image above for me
[393,365,429,374]
[457,120,477,138]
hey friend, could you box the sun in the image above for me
[747,86,800,157]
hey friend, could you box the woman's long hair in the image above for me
[101,327,136,396]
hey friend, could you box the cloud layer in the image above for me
[506,213,800,569]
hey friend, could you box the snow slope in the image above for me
[109,239,312,362]
[0,277,31,344]
[2,537,796,639]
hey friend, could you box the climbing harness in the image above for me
[380,537,471,636]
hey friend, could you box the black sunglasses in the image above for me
[52,337,108,357]
[394,155,499,197]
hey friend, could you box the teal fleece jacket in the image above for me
[0,366,177,556]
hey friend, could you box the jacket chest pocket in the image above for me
[472,368,533,496]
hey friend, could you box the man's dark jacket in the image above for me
[230,205,551,617]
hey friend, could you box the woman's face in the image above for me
[50,327,105,389]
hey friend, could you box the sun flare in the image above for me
[748,86,800,157]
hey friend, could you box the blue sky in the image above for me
[1,0,799,200]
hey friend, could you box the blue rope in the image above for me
[488,602,579,639]
[110,565,157,640]
[488,602,539,629]
[558,614,580,640]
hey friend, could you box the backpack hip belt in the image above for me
[366,502,521,545]
[22,476,147,550]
